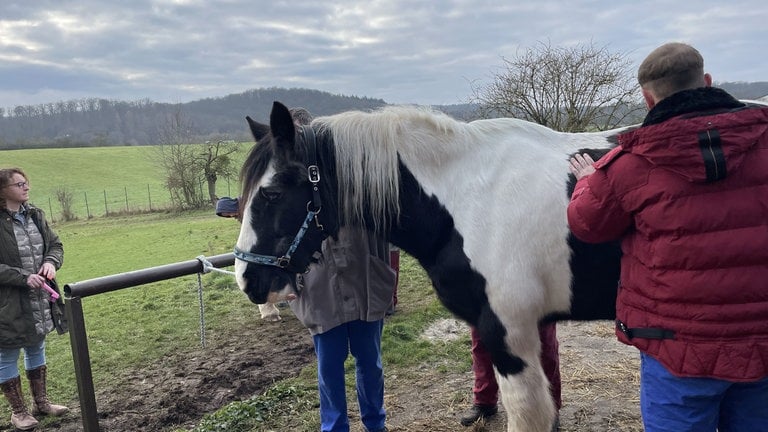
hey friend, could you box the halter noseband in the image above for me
[233,125,326,273]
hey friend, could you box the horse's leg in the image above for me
[478,305,555,432]
[258,302,281,321]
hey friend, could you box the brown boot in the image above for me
[27,365,69,416]
[1,376,39,431]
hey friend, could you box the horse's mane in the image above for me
[315,105,467,231]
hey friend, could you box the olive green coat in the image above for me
[0,204,66,349]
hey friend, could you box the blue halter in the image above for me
[233,125,324,272]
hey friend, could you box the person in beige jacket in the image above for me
[291,228,395,432]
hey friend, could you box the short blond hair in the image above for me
[638,42,707,100]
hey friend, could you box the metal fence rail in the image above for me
[63,252,235,432]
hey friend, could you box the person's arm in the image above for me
[0,262,31,288]
[35,210,63,279]
[567,156,632,243]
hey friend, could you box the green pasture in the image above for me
[0,146,467,431]
[0,145,250,221]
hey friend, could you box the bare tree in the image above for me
[200,140,240,204]
[471,41,643,132]
[55,187,76,221]
[153,107,206,209]
[153,107,240,209]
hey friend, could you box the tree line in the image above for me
[0,88,387,150]
[2,81,765,150]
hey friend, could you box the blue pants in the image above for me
[0,340,46,383]
[640,353,768,432]
[313,320,385,432]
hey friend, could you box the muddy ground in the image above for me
[14,314,642,432]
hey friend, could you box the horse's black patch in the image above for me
[563,234,621,321]
[391,162,526,376]
[557,147,622,322]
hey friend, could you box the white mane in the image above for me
[314,105,456,230]
[314,105,587,231]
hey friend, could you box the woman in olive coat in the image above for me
[0,167,68,431]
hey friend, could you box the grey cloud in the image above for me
[0,0,766,109]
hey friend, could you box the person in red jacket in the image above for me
[460,323,561,429]
[567,42,768,432]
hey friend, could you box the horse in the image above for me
[234,101,628,431]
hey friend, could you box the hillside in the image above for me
[1,82,765,149]
[0,88,390,149]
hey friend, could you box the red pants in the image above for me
[470,323,561,409]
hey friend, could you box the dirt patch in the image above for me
[33,315,315,432]
[362,319,642,432]
[25,316,641,432]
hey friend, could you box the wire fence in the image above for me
[39,179,241,223]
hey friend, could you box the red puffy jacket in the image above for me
[568,89,768,381]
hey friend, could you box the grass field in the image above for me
[0,209,249,427]
[17,209,456,432]
[0,145,463,432]
[1,145,250,220]
[0,146,643,432]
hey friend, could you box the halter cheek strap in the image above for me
[303,125,322,212]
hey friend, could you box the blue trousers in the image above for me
[313,320,385,432]
[640,353,768,432]
[0,340,46,383]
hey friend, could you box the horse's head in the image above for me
[234,102,337,304]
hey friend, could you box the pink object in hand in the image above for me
[42,282,59,300]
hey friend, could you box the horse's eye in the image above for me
[259,187,282,202]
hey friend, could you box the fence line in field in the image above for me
[40,179,240,222]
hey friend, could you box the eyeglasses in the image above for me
[6,182,29,189]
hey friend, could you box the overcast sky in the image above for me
[1,1,766,110]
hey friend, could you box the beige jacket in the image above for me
[289,228,395,336]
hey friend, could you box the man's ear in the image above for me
[642,88,657,110]
[704,73,712,87]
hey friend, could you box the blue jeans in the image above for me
[640,352,768,432]
[0,340,46,383]
[313,320,386,432]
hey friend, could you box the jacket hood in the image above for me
[618,88,768,183]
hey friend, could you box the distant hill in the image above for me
[715,81,768,100]
[1,82,765,149]
[0,88,390,149]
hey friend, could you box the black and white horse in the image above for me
[234,101,627,431]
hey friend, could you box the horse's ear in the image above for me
[246,116,270,141]
[269,101,297,142]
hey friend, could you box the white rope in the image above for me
[196,255,236,276]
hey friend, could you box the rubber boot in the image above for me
[27,365,69,416]
[0,376,39,431]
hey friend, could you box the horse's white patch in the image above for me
[234,163,276,292]
[317,107,621,431]
[323,108,619,319]
[248,105,626,431]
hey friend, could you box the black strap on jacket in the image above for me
[617,320,675,340]
[698,129,727,182]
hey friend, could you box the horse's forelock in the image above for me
[240,137,275,210]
